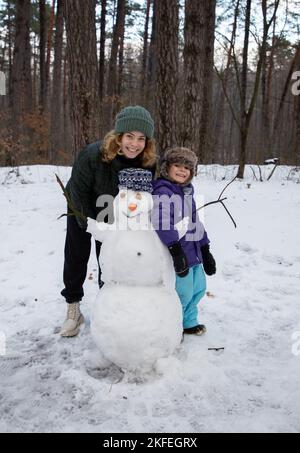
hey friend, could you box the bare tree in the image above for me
[237,0,280,178]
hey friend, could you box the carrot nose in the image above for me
[128,203,137,212]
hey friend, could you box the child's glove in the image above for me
[201,244,216,276]
[168,242,189,278]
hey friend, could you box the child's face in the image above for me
[168,163,191,184]
[120,131,146,159]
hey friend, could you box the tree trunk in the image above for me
[7,0,13,103]
[214,0,240,165]
[261,14,277,162]
[117,5,125,97]
[50,0,64,163]
[99,0,107,103]
[11,0,32,151]
[294,44,300,166]
[156,0,179,155]
[181,0,216,163]
[45,0,56,111]
[106,0,126,119]
[140,0,151,103]
[64,0,99,157]
[237,0,251,179]
[146,0,157,110]
[63,48,71,157]
[237,0,280,178]
[39,0,47,111]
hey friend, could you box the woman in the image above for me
[60,106,156,337]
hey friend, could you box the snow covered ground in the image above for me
[0,164,300,433]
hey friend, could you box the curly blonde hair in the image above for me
[101,131,157,168]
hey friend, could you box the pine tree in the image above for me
[181,0,216,163]
[64,0,99,157]
[156,0,179,154]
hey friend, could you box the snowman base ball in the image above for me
[91,285,183,372]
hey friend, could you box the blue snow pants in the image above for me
[175,264,207,329]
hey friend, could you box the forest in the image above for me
[0,0,299,178]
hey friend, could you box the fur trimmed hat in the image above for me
[160,147,198,185]
[118,168,153,193]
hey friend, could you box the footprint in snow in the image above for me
[262,254,293,267]
[235,242,258,254]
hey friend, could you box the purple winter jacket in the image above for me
[151,178,210,268]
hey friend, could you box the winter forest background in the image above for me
[0,0,300,179]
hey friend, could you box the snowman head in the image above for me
[116,168,154,229]
[116,188,153,221]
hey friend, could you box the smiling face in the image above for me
[120,131,147,159]
[167,163,191,184]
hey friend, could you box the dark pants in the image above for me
[61,214,103,304]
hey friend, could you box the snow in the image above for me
[0,164,300,433]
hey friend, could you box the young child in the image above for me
[152,147,216,336]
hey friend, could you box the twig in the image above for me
[250,166,258,181]
[197,176,237,229]
[109,375,124,393]
[218,176,238,200]
[267,161,280,181]
[220,201,237,229]
[197,197,227,210]
[257,165,263,182]
[55,174,86,221]
[208,348,225,352]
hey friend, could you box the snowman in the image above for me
[87,168,183,372]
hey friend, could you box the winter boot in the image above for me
[60,302,84,337]
[183,325,207,336]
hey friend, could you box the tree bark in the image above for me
[140,0,151,103]
[11,0,32,146]
[45,0,56,111]
[181,0,216,163]
[146,0,157,109]
[99,0,107,103]
[64,0,99,157]
[39,0,47,111]
[50,0,64,163]
[156,0,179,155]
[107,0,126,101]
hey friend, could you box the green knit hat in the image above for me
[114,106,154,139]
